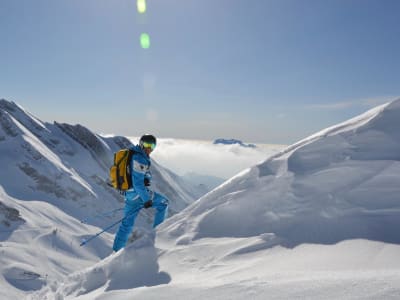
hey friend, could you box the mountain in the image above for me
[32,99,400,299]
[172,99,400,245]
[0,99,201,299]
[213,138,256,148]
[181,172,225,194]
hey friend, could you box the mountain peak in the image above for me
[0,98,19,112]
[0,98,48,133]
[213,138,256,148]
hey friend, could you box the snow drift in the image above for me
[160,99,400,247]
[32,99,400,299]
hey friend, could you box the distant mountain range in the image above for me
[213,138,256,148]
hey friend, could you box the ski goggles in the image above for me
[142,142,156,150]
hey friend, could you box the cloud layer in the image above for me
[128,137,286,179]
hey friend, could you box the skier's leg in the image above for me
[112,193,141,251]
[151,192,169,228]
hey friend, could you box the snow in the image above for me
[0,99,400,300]
[30,236,400,300]
[25,98,400,299]
[0,99,204,299]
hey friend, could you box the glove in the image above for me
[143,200,153,209]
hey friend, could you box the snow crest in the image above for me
[160,99,400,247]
[6,98,400,299]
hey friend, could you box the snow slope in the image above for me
[0,99,200,222]
[32,99,400,299]
[0,99,202,299]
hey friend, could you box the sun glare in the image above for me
[140,33,150,49]
[137,0,146,14]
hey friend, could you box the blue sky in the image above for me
[1,0,399,144]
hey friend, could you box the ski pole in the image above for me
[80,207,124,224]
[80,205,142,247]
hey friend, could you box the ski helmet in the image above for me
[139,134,157,150]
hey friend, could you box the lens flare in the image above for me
[140,33,150,49]
[137,0,146,14]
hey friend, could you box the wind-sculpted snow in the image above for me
[3,266,45,292]
[159,99,400,248]
[26,99,400,300]
[31,232,171,299]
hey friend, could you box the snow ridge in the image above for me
[6,98,400,299]
[164,99,400,246]
[0,99,202,299]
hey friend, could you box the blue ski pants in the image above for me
[112,190,168,252]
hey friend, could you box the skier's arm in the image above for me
[131,156,151,202]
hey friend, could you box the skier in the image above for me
[112,134,169,252]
